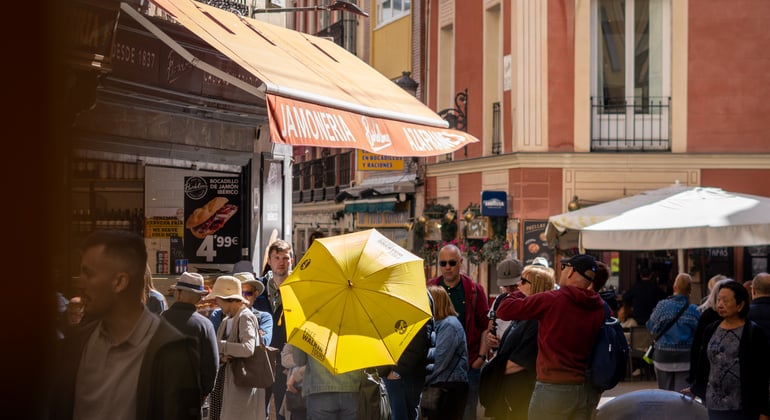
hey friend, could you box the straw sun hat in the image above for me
[205,275,248,304]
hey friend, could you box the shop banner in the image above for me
[184,176,242,263]
[522,220,553,267]
[267,94,478,157]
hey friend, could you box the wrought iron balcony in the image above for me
[590,96,671,152]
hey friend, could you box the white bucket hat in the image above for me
[233,272,265,296]
[172,272,208,294]
[205,275,248,303]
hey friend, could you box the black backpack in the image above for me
[587,302,629,391]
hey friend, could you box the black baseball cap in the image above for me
[560,254,597,282]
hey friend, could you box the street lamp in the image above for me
[252,0,369,17]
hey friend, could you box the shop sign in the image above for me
[356,150,404,171]
[145,217,183,238]
[522,220,552,267]
[481,190,507,217]
[66,0,118,70]
[184,176,242,263]
[260,160,284,272]
[110,16,262,106]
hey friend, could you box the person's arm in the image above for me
[209,308,223,332]
[426,319,465,383]
[257,311,273,346]
[293,345,308,366]
[495,292,548,321]
[200,319,220,399]
[475,283,490,331]
[220,313,257,358]
[645,302,664,335]
[155,339,203,420]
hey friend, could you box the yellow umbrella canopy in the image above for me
[280,229,431,374]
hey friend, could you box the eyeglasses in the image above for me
[520,278,530,285]
[242,291,255,297]
[439,260,458,267]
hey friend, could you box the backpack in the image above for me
[587,302,629,391]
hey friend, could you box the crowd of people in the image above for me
[48,228,770,420]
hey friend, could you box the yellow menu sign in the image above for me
[145,217,184,238]
[357,150,404,171]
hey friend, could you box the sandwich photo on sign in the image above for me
[185,196,238,239]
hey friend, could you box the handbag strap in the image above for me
[231,309,264,350]
[653,299,689,341]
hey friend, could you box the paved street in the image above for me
[474,379,658,419]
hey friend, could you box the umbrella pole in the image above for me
[677,249,685,273]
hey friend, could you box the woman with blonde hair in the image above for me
[423,285,469,420]
[207,275,264,420]
[480,264,555,420]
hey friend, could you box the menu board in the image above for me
[184,176,242,263]
[522,220,553,267]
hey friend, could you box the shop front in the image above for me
[59,0,478,294]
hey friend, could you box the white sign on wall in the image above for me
[503,54,511,92]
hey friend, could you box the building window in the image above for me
[339,151,352,186]
[311,160,324,188]
[324,154,336,186]
[590,0,671,151]
[376,0,411,26]
[302,162,311,190]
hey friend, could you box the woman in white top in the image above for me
[207,275,265,420]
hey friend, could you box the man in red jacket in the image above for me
[494,254,605,420]
[426,244,489,420]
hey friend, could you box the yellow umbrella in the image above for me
[280,229,432,374]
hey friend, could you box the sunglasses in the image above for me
[520,278,530,285]
[439,260,458,267]
[561,263,594,282]
[242,291,255,297]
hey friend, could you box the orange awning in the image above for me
[121,0,478,156]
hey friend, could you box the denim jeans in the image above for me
[463,367,481,420]
[306,391,358,420]
[385,374,425,420]
[528,381,598,420]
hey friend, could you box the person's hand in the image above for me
[258,329,266,337]
[387,370,401,380]
[287,379,298,393]
[221,355,232,363]
[486,331,500,349]
[471,355,486,370]
[680,387,694,397]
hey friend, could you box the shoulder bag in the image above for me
[358,368,391,420]
[643,300,689,364]
[420,349,462,413]
[230,313,281,388]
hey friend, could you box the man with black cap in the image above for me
[494,254,606,420]
[162,272,219,404]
